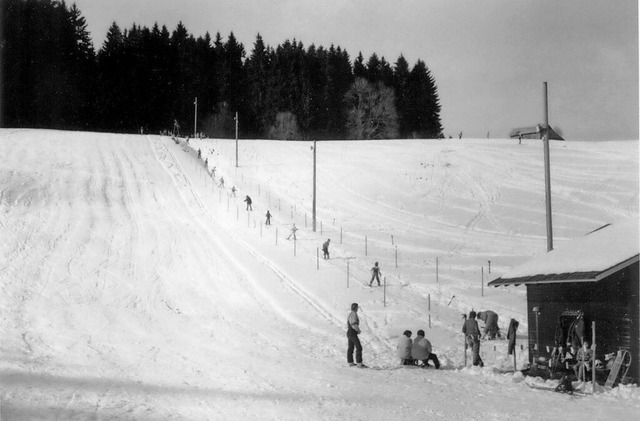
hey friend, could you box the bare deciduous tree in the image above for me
[345,78,398,140]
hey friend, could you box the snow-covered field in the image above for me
[1,128,638,420]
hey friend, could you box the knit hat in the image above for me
[403,330,412,337]
[351,303,359,311]
[469,310,477,319]
[417,329,425,336]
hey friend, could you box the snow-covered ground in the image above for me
[1,129,638,420]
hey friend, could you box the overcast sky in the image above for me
[73,0,639,141]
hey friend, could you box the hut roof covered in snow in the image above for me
[509,124,565,140]
[489,218,639,286]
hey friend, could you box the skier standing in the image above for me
[265,210,272,225]
[286,224,298,240]
[244,195,252,211]
[322,239,331,259]
[219,177,225,188]
[347,303,365,367]
[369,262,381,286]
[462,310,484,367]
[231,186,237,197]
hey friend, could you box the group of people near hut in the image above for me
[347,302,503,369]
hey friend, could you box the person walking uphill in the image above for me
[347,303,365,367]
[369,262,381,286]
[286,223,298,240]
[462,310,484,367]
[322,239,331,259]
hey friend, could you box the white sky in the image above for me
[72,0,639,141]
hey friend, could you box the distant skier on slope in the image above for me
[231,186,237,197]
[265,210,272,225]
[322,238,331,259]
[369,262,381,286]
[244,195,252,211]
[347,303,365,367]
[286,224,298,240]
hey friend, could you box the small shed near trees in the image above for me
[509,124,565,140]
[488,219,639,384]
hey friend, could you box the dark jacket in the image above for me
[462,319,481,340]
[507,318,519,355]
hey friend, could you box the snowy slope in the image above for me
[0,129,638,420]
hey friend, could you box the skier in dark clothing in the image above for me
[369,262,381,286]
[265,210,272,225]
[322,239,331,259]
[347,303,365,367]
[462,310,484,367]
[244,195,252,211]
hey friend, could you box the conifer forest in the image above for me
[1,0,443,139]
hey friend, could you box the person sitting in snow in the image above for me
[462,310,484,367]
[411,330,440,369]
[397,330,414,365]
[477,310,501,339]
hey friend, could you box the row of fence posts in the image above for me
[193,137,499,318]
[194,140,530,374]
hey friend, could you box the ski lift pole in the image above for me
[383,276,386,307]
[592,321,596,394]
[347,260,350,288]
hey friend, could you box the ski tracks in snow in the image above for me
[149,136,345,334]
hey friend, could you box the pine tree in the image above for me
[393,55,411,138]
[365,53,381,84]
[325,45,353,138]
[246,34,270,136]
[353,52,366,79]
[406,60,443,138]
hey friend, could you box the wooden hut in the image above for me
[509,124,565,140]
[488,219,639,384]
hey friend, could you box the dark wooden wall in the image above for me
[526,262,639,383]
